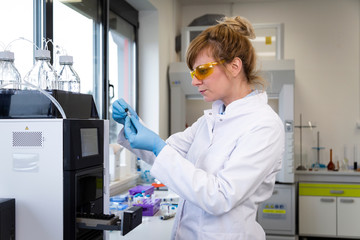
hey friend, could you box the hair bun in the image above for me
[218,16,256,39]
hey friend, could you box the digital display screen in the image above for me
[80,128,99,157]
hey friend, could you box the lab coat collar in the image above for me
[209,91,268,116]
[203,91,268,140]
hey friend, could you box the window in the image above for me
[53,0,95,95]
[107,9,138,183]
[53,0,139,182]
[108,11,136,143]
[53,0,105,116]
[0,0,34,78]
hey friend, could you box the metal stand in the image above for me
[295,114,316,170]
[312,131,325,169]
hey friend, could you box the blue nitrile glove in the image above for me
[112,98,138,125]
[124,115,166,156]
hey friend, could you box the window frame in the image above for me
[41,0,138,119]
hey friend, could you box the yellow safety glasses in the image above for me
[190,60,225,80]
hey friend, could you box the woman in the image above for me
[113,16,284,240]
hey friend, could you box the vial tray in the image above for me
[76,206,142,236]
[129,185,154,196]
[133,198,161,216]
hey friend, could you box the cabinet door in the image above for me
[337,197,360,237]
[257,184,295,235]
[299,196,336,236]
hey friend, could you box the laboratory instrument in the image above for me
[311,131,326,169]
[57,55,80,93]
[257,184,296,238]
[0,89,142,240]
[0,51,21,89]
[23,49,58,90]
[295,113,317,170]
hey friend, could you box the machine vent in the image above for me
[12,132,43,147]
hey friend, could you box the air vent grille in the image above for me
[12,132,43,147]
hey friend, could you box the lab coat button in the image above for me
[209,113,212,115]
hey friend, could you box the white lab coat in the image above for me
[118,91,284,240]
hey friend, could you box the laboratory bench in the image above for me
[109,209,174,240]
[295,170,360,239]
[109,171,360,240]
[295,170,360,183]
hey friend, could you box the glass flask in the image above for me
[57,55,80,93]
[0,51,21,89]
[23,49,58,90]
[327,148,335,171]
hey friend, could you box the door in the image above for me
[337,197,360,237]
[299,195,336,236]
[257,184,295,235]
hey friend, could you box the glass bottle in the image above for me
[23,49,58,90]
[57,55,80,93]
[327,148,335,171]
[0,51,21,89]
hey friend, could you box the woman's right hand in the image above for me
[112,98,138,125]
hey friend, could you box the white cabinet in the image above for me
[337,197,360,237]
[299,196,336,236]
[299,183,360,238]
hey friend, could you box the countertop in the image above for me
[108,190,177,240]
[295,170,360,183]
[108,211,174,240]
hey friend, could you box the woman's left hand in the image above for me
[124,115,166,156]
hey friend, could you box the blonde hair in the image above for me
[186,16,266,90]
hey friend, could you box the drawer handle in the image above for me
[340,199,354,204]
[330,190,344,194]
[320,198,335,203]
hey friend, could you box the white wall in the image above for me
[181,0,360,168]
[138,9,160,133]
[148,0,179,138]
